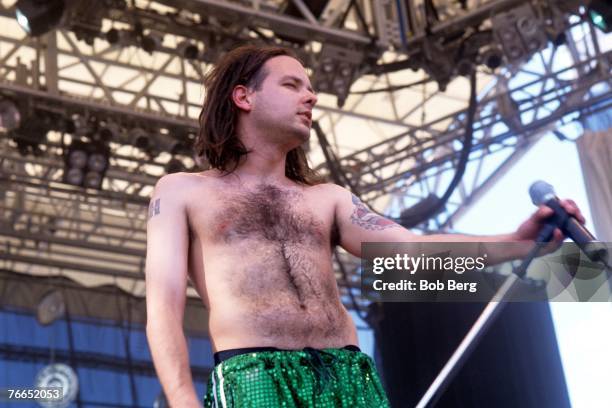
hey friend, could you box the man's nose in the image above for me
[304,91,317,107]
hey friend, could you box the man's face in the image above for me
[247,56,317,146]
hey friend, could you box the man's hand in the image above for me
[511,198,586,248]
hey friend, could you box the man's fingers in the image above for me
[538,199,586,224]
[540,228,564,254]
[559,199,586,224]
[536,205,554,219]
[553,228,565,242]
[560,199,577,214]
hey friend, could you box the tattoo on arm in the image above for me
[148,198,160,220]
[349,194,398,231]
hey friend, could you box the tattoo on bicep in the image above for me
[349,194,398,231]
[148,198,160,220]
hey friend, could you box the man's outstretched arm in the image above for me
[145,174,202,408]
[330,184,585,262]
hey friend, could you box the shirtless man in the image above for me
[145,45,584,407]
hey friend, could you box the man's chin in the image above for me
[291,127,311,143]
[278,125,310,149]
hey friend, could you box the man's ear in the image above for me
[232,85,253,112]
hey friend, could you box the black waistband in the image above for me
[214,345,361,365]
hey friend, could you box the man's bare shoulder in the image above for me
[153,170,221,192]
[149,171,227,225]
[298,183,350,219]
[307,182,349,201]
[149,171,215,216]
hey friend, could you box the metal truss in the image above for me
[0,0,610,315]
[338,47,611,201]
[377,14,611,231]
[0,152,148,280]
[0,0,404,130]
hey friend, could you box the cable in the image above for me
[400,66,478,227]
[350,49,479,229]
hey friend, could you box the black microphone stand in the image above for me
[415,222,559,408]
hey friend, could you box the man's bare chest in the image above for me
[189,183,339,248]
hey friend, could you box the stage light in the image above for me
[321,58,334,73]
[67,148,87,169]
[65,167,84,185]
[97,121,120,142]
[87,152,107,173]
[517,15,545,52]
[85,144,109,189]
[62,117,76,134]
[10,118,47,156]
[493,4,547,64]
[480,46,504,69]
[589,0,611,33]
[105,28,120,44]
[313,44,362,107]
[15,0,65,37]
[83,170,103,189]
[165,158,185,174]
[0,99,21,132]
[169,139,192,156]
[104,28,133,46]
[178,40,199,59]
[339,63,352,78]
[131,127,150,150]
[141,32,163,54]
[64,141,109,189]
[166,136,194,166]
[65,140,87,185]
[71,114,89,136]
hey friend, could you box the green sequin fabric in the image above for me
[203,347,390,407]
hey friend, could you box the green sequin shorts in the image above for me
[203,346,390,407]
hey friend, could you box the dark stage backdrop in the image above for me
[371,302,571,408]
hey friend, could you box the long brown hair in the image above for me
[195,45,322,185]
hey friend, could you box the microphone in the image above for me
[529,180,609,265]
